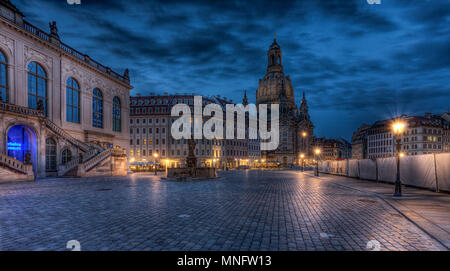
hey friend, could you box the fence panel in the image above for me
[400,154,436,190]
[359,159,377,180]
[348,159,359,177]
[377,157,396,183]
[436,153,450,192]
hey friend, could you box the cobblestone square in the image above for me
[0,170,446,251]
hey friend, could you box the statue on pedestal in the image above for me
[49,21,59,38]
[24,150,31,165]
[186,139,197,169]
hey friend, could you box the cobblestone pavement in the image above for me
[0,170,446,251]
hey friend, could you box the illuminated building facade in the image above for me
[0,1,131,182]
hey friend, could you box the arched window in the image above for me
[0,50,8,102]
[61,149,72,165]
[113,96,121,132]
[27,62,48,116]
[92,88,103,128]
[45,138,57,171]
[66,77,80,123]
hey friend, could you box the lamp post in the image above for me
[314,148,321,176]
[392,121,405,196]
[300,153,305,172]
[153,152,159,175]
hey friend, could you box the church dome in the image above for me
[256,38,295,104]
[257,72,294,104]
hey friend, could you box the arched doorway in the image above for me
[7,124,38,172]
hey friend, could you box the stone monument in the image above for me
[166,138,216,180]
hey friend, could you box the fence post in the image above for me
[358,159,361,179]
[375,158,378,182]
[434,153,439,192]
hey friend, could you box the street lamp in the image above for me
[153,152,159,175]
[300,153,305,172]
[302,132,307,156]
[392,120,405,196]
[314,148,321,176]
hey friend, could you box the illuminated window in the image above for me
[113,96,121,132]
[66,77,80,123]
[0,50,8,102]
[92,88,103,128]
[27,62,47,116]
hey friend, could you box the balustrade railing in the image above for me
[82,148,112,172]
[0,153,30,174]
[21,20,129,84]
[0,101,45,117]
[58,147,100,176]
[45,119,91,152]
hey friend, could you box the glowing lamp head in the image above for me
[399,152,405,158]
[302,132,307,137]
[392,121,405,135]
[314,148,321,155]
[153,153,159,158]
[300,154,305,158]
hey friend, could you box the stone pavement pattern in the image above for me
[0,170,446,251]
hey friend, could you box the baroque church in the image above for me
[255,37,314,165]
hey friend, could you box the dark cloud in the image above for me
[11,0,450,140]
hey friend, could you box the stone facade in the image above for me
[256,38,314,165]
[356,113,450,159]
[351,124,370,159]
[312,137,352,161]
[0,1,131,181]
[129,94,254,170]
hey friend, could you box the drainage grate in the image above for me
[340,208,353,213]
[357,199,377,204]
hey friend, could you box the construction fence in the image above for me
[318,153,450,192]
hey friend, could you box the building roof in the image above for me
[0,0,130,85]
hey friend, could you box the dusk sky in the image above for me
[13,0,450,140]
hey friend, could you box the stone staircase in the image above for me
[0,152,32,174]
[0,101,125,179]
[82,147,113,172]
[45,119,116,177]
[45,119,91,152]
[57,147,100,177]
[0,152,34,182]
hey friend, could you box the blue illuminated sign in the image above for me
[7,142,22,151]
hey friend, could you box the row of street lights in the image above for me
[299,120,405,197]
[298,147,322,176]
[147,120,406,195]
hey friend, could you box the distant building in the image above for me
[336,137,352,159]
[441,111,450,153]
[351,124,370,159]
[256,38,314,165]
[401,113,447,155]
[129,93,256,169]
[356,112,450,159]
[312,137,351,161]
